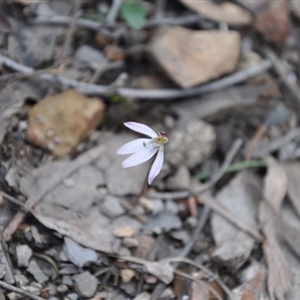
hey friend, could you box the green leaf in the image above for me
[120,0,146,29]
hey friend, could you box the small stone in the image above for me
[21,285,40,295]
[123,237,139,248]
[145,261,174,284]
[120,269,135,283]
[62,275,73,286]
[117,246,131,257]
[170,230,190,244]
[255,0,289,44]
[65,293,78,300]
[144,212,182,234]
[73,271,98,298]
[57,284,68,294]
[27,260,49,284]
[166,119,215,168]
[27,90,105,157]
[14,274,29,287]
[16,245,32,267]
[0,264,6,279]
[149,26,240,88]
[47,284,57,296]
[139,198,164,214]
[64,237,98,268]
[133,292,151,300]
[75,45,104,64]
[113,226,135,238]
[165,201,180,214]
[100,195,125,218]
[161,288,175,299]
[186,216,197,229]
[166,165,191,190]
[7,293,21,300]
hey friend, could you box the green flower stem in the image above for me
[195,160,268,181]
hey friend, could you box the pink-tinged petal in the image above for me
[116,138,151,155]
[122,146,158,168]
[124,122,157,138]
[148,147,164,185]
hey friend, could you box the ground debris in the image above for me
[73,271,98,298]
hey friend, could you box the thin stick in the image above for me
[148,138,243,200]
[197,192,263,241]
[0,54,272,100]
[60,1,81,63]
[174,270,223,300]
[106,0,123,24]
[264,47,300,104]
[0,280,46,300]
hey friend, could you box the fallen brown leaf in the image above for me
[260,157,292,300]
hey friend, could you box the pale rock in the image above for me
[180,0,253,26]
[63,237,98,268]
[166,119,215,168]
[211,171,262,269]
[139,198,164,214]
[123,237,139,248]
[73,272,98,298]
[149,26,240,88]
[27,89,105,157]
[16,245,32,267]
[133,292,151,300]
[75,45,104,65]
[113,226,135,238]
[27,260,48,284]
[144,212,182,234]
[145,261,174,284]
[120,269,135,283]
[100,195,125,218]
[166,165,190,190]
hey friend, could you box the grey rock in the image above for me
[140,198,164,214]
[64,237,98,268]
[123,238,139,248]
[27,260,49,284]
[47,283,57,296]
[14,274,29,287]
[100,195,125,218]
[165,201,180,214]
[166,119,215,168]
[166,165,191,190]
[65,293,78,300]
[7,293,21,300]
[185,216,197,229]
[62,275,73,286]
[73,271,98,298]
[211,171,261,269]
[120,282,136,296]
[133,292,151,300]
[144,212,182,234]
[21,285,40,295]
[75,45,104,64]
[49,298,59,300]
[57,284,68,294]
[16,245,32,267]
[95,135,149,196]
[0,264,6,279]
[145,261,174,284]
[170,230,190,244]
[31,226,47,246]
[59,250,68,262]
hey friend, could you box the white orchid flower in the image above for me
[116,122,168,185]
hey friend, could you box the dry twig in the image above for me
[0,54,272,100]
[264,47,300,104]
